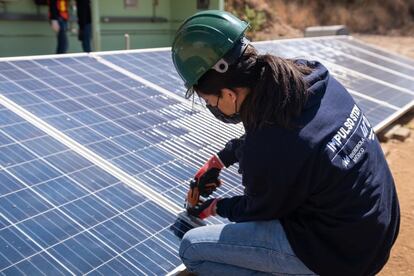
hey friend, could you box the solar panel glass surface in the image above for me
[0,106,184,275]
[98,37,414,132]
[339,37,414,67]
[254,39,414,130]
[312,38,414,77]
[100,51,186,96]
[0,54,248,273]
[277,39,414,91]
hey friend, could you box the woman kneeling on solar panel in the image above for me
[171,10,399,276]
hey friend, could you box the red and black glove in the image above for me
[187,198,219,220]
[195,155,224,197]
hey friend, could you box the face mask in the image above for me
[206,97,242,124]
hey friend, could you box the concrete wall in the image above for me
[98,0,172,51]
[0,0,223,57]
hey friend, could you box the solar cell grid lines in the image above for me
[0,105,183,274]
[284,39,414,91]
[100,50,186,96]
[0,36,413,275]
[339,37,414,67]
[0,55,243,199]
[253,36,414,131]
[0,53,244,274]
[314,38,414,77]
[97,37,414,132]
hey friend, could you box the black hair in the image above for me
[190,45,312,130]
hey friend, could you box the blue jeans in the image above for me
[179,220,316,275]
[79,23,92,52]
[56,18,68,54]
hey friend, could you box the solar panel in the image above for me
[277,39,414,91]
[312,37,414,77]
[1,55,244,200]
[1,36,413,274]
[0,54,245,274]
[0,105,183,274]
[253,37,414,131]
[339,37,414,67]
[97,36,414,133]
[99,50,186,96]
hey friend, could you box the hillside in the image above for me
[226,0,414,40]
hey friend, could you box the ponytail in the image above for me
[241,55,311,130]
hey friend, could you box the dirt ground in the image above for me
[354,34,414,275]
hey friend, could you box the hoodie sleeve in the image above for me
[216,130,311,222]
[217,134,245,168]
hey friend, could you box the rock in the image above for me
[383,124,411,141]
[393,126,411,141]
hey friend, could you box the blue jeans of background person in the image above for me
[79,23,92,52]
[179,220,316,275]
[56,18,68,54]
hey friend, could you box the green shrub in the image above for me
[243,5,267,34]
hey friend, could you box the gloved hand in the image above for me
[195,155,224,197]
[187,198,219,220]
[50,20,60,33]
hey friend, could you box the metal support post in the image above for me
[125,33,130,50]
[91,0,101,52]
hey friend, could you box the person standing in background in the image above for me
[48,0,69,54]
[76,0,92,52]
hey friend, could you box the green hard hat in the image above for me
[172,10,249,89]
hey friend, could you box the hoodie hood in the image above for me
[296,59,330,110]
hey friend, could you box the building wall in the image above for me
[98,0,172,51]
[0,0,223,57]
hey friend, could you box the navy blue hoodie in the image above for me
[216,60,400,275]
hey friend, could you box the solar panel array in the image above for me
[98,36,414,131]
[1,36,413,274]
[0,54,244,275]
[254,36,414,130]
